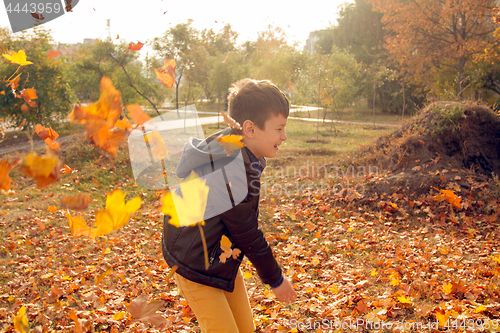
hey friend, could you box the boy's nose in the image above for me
[281,131,287,141]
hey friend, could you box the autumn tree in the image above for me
[0,27,73,144]
[368,0,497,98]
[65,40,167,112]
[153,20,203,115]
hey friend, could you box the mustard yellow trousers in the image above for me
[175,270,256,333]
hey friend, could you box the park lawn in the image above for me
[0,109,498,332]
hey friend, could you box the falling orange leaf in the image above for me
[127,103,151,125]
[68,310,82,333]
[47,206,57,213]
[48,50,59,58]
[65,211,95,238]
[68,76,122,128]
[127,41,144,53]
[60,164,73,174]
[68,77,129,156]
[20,151,61,188]
[35,124,60,150]
[61,193,91,210]
[0,160,12,191]
[154,59,176,88]
[31,12,45,20]
[220,110,242,130]
[116,34,120,39]
[92,177,103,186]
[432,187,461,209]
[216,134,244,156]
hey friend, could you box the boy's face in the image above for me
[245,114,287,158]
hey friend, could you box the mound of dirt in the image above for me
[357,101,500,197]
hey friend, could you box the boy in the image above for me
[162,78,297,333]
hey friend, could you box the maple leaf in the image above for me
[20,151,61,188]
[216,134,245,156]
[220,110,242,130]
[435,310,451,327]
[2,50,33,66]
[162,171,209,228]
[219,235,241,263]
[432,187,461,209]
[0,159,12,191]
[93,189,141,238]
[154,59,176,88]
[20,88,37,107]
[127,103,151,125]
[442,282,453,294]
[146,131,169,160]
[127,41,144,53]
[35,124,60,150]
[68,76,123,128]
[89,123,129,157]
[127,295,168,328]
[61,193,91,210]
[397,296,412,304]
[12,306,29,333]
[65,211,95,238]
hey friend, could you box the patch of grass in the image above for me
[434,103,464,133]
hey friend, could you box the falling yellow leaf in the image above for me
[243,271,252,279]
[20,151,61,188]
[397,296,412,304]
[94,189,141,238]
[162,171,209,228]
[2,50,33,66]
[474,304,487,313]
[219,235,241,263]
[146,131,168,160]
[12,306,29,333]
[113,312,127,320]
[389,273,400,286]
[216,134,244,156]
[442,282,453,294]
[95,267,112,284]
[435,311,451,327]
[371,268,378,276]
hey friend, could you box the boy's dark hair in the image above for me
[228,79,289,130]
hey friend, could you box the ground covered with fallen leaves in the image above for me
[1,101,500,332]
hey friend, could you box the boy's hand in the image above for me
[271,278,297,304]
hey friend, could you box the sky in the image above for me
[0,0,352,50]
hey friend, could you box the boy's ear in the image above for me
[242,120,256,138]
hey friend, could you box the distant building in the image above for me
[57,38,98,57]
[303,30,330,54]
